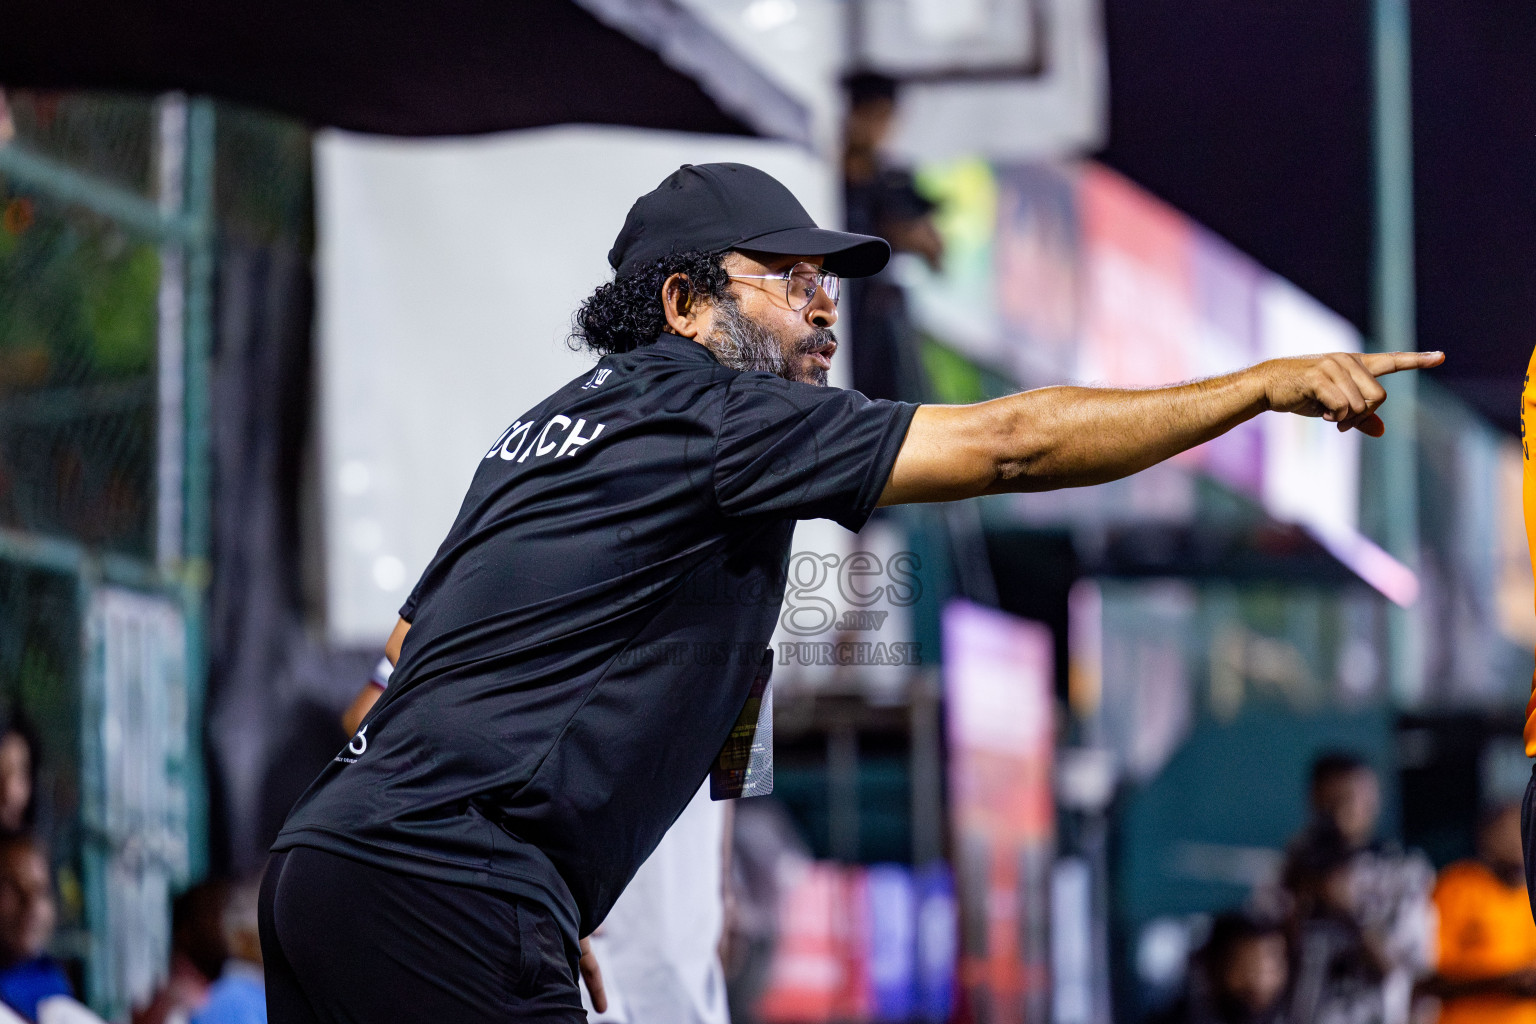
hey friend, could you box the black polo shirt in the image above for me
[274,332,917,947]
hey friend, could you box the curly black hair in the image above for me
[571,249,731,356]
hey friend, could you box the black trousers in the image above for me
[1525,762,1536,923]
[259,847,586,1023]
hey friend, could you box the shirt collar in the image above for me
[648,332,722,365]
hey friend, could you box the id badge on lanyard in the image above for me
[711,647,774,800]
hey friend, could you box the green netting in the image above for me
[5,91,157,200]
[0,88,200,1017]
[4,92,157,199]
[0,177,159,557]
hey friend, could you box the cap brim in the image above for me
[733,226,891,278]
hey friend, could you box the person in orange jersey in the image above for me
[1522,355,1536,926]
[1525,350,1536,758]
[1426,802,1536,1024]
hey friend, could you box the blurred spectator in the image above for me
[0,836,71,1022]
[1287,840,1389,1024]
[842,72,943,272]
[840,70,943,403]
[1280,752,1433,1024]
[1154,911,1290,1024]
[1283,753,1381,878]
[579,783,729,1024]
[842,72,896,204]
[190,880,264,1024]
[131,880,229,1024]
[0,720,39,838]
[1420,802,1536,1024]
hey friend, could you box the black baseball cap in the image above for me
[608,163,890,279]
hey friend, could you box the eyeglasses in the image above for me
[726,262,841,311]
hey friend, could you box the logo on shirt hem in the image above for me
[335,724,368,764]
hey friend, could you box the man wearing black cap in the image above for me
[258,163,1440,1024]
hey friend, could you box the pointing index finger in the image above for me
[1360,351,1445,377]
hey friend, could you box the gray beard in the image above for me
[706,294,831,387]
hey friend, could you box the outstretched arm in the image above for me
[878,351,1442,505]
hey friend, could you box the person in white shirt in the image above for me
[581,783,731,1024]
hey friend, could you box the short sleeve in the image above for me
[398,575,425,622]
[399,529,457,621]
[712,374,917,532]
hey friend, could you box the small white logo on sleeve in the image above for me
[335,724,368,763]
[581,367,613,389]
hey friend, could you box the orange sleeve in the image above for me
[1524,350,1536,757]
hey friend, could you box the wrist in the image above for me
[1243,360,1278,414]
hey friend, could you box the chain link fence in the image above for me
[0,173,160,557]
[0,86,215,1019]
[5,92,157,200]
[1,82,314,1017]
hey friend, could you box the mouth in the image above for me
[806,338,837,371]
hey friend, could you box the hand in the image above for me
[1261,351,1444,436]
[889,217,945,272]
[579,935,607,1013]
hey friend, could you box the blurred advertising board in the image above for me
[907,159,1006,371]
[942,601,1054,1024]
[757,861,864,1024]
[995,163,1081,385]
[1190,232,1263,498]
[913,863,960,1022]
[82,586,191,1017]
[866,864,917,1020]
[1078,164,1195,390]
[758,860,957,1024]
[905,159,1404,596]
[1076,165,1362,541]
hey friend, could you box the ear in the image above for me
[662,272,702,338]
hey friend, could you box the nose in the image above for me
[805,287,837,329]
